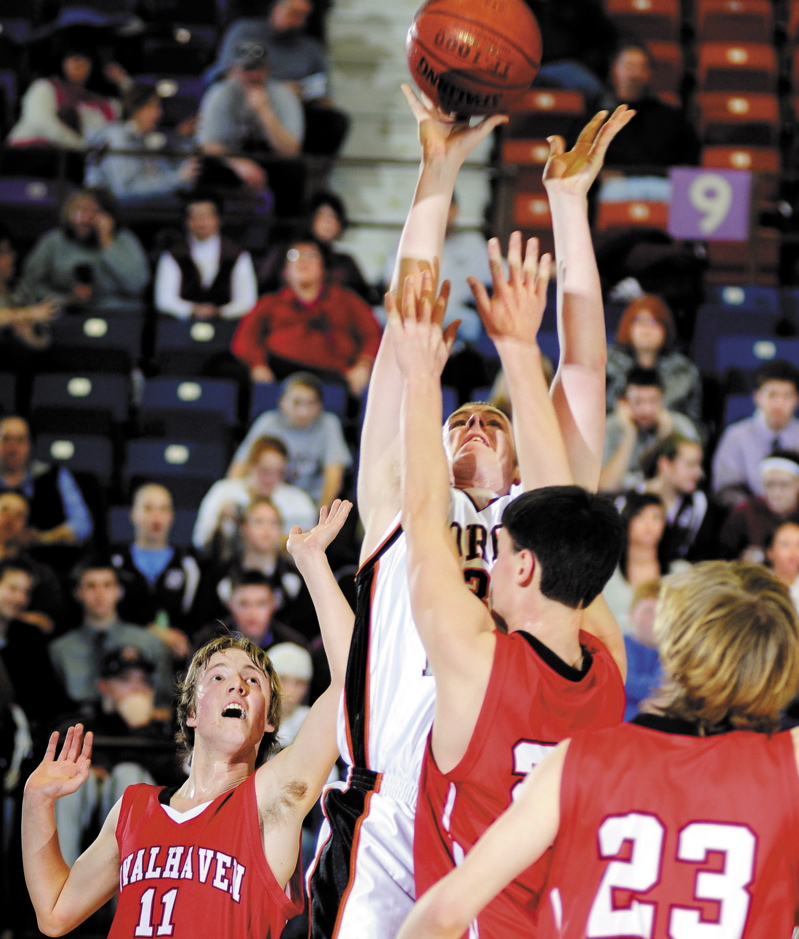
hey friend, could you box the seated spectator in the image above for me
[230,372,351,506]
[606,294,701,423]
[19,186,149,312]
[109,483,198,654]
[193,435,317,558]
[712,360,799,508]
[0,558,73,742]
[232,235,381,397]
[153,195,258,319]
[599,43,699,170]
[259,191,376,301]
[207,0,349,157]
[719,451,799,561]
[623,580,663,722]
[5,38,120,176]
[603,492,683,634]
[52,645,184,865]
[197,46,305,216]
[0,226,60,374]
[0,492,64,631]
[640,434,721,563]
[192,569,308,652]
[50,556,175,711]
[192,497,310,638]
[84,84,198,202]
[600,367,699,493]
[0,416,93,554]
[765,520,799,610]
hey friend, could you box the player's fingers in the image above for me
[507,230,523,285]
[472,113,509,138]
[575,110,609,148]
[44,731,60,762]
[591,106,636,160]
[536,252,553,297]
[57,725,75,761]
[432,279,451,326]
[522,236,540,286]
[384,290,402,326]
[400,82,428,120]
[486,237,506,288]
[443,319,461,352]
[80,731,93,764]
[545,134,566,158]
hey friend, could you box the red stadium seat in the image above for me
[606,0,681,42]
[595,199,670,232]
[696,0,773,42]
[696,42,777,93]
[505,90,585,141]
[647,41,684,102]
[695,92,780,145]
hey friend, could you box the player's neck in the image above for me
[509,599,584,670]
[176,752,254,808]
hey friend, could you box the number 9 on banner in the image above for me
[668,167,751,242]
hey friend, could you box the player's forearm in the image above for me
[22,793,73,933]
[598,431,636,492]
[402,373,450,530]
[581,595,627,680]
[293,550,353,684]
[497,339,571,490]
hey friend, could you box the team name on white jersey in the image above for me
[119,844,246,902]
[450,521,502,565]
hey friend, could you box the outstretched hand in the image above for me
[386,278,457,380]
[401,83,508,168]
[25,725,93,802]
[543,105,636,196]
[287,500,353,564]
[468,232,552,344]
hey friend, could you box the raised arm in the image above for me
[22,726,121,937]
[395,739,569,939]
[468,235,571,491]
[358,86,506,557]
[545,106,635,491]
[388,283,497,772]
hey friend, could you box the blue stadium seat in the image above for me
[31,373,131,433]
[723,393,754,426]
[0,178,68,243]
[48,312,145,374]
[123,438,228,506]
[34,433,115,487]
[692,304,782,376]
[139,376,240,439]
[154,317,239,376]
[715,336,799,375]
[703,284,780,314]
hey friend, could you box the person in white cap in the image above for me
[268,641,313,748]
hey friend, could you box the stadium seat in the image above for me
[700,145,779,214]
[138,376,240,439]
[34,433,115,488]
[696,0,773,42]
[0,373,16,415]
[0,178,69,244]
[500,139,551,172]
[695,92,780,146]
[133,75,205,129]
[511,193,555,256]
[31,373,131,434]
[141,26,217,75]
[691,302,782,374]
[606,0,680,42]
[723,392,754,425]
[715,335,799,375]
[505,90,585,141]
[696,42,777,93]
[596,199,670,232]
[705,228,780,286]
[46,312,145,374]
[123,438,229,506]
[153,317,239,376]
[647,41,684,103]
[702,283,780,313]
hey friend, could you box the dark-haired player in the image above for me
[21,502,352,938]
[398,561,799,939]
[388,279,625,937]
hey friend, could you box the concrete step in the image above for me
[327,11,414,64]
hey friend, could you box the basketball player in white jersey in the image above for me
[306,93,634,938]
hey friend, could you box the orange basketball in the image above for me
[406,0,543,117]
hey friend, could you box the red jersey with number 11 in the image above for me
[109,776,302,938]
[414,628,624,937]
[538,721,799,939]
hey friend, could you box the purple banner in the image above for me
[668,167,752,242]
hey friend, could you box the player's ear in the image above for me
[186,706,197,729]
[517,548,535,586]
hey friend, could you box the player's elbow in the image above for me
[37,912,75,937]
[418,889,470,939]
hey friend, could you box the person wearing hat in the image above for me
[268,641,313,748]
[84,82,199,201]
[197,44,305,216]
[720,450,799,561]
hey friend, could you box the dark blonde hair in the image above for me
[175,635,282,762]
[655,561,799,733]
[615,294,676,355]
[245,436,289,471]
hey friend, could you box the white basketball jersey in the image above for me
[336,486,519,787]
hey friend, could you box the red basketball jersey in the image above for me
[414,629,625,937]
[109,776,303,938]
[538,721,799,939]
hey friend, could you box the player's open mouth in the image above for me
[222,704,246,719]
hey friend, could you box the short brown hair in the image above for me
[175,635,282,762]
[615,294,676,354]
[656,561,799,733]
[244,435,289,470]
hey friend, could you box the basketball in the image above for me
[406,0,543,117]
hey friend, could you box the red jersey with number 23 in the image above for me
[414,628,624,937]
[109,775,302,939]
[537,720,799,939]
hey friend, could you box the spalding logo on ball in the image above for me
[406,0,542,117]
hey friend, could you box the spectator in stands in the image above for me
[765,520,799,611]
[84,84,199,202]
[5,39,121,177]
[192,435,317,558]
[599,43,699,169]
[606,294,701,423]
[0,226,59,373]
[599,367,700,493]
[50,556,175,711]
[19,186,149,311]
[639,434,720,563]
[0,557,73,741]
[197,45,305,217]
[0,416,93,552]
[109,484,199,653]
[230,372,351,507]
[0,492,64,632]
[712,360,799,508]
[207,0,349,157]
[259,192,376,301]
[719,451,799,561]
[153,194,258,319]
[192,496,306,634]
[192,569,308,652]
[622,580,663,722]
[52,645,184,865]
[232,235,381,396]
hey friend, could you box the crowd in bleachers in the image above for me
[4,0,799,934]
